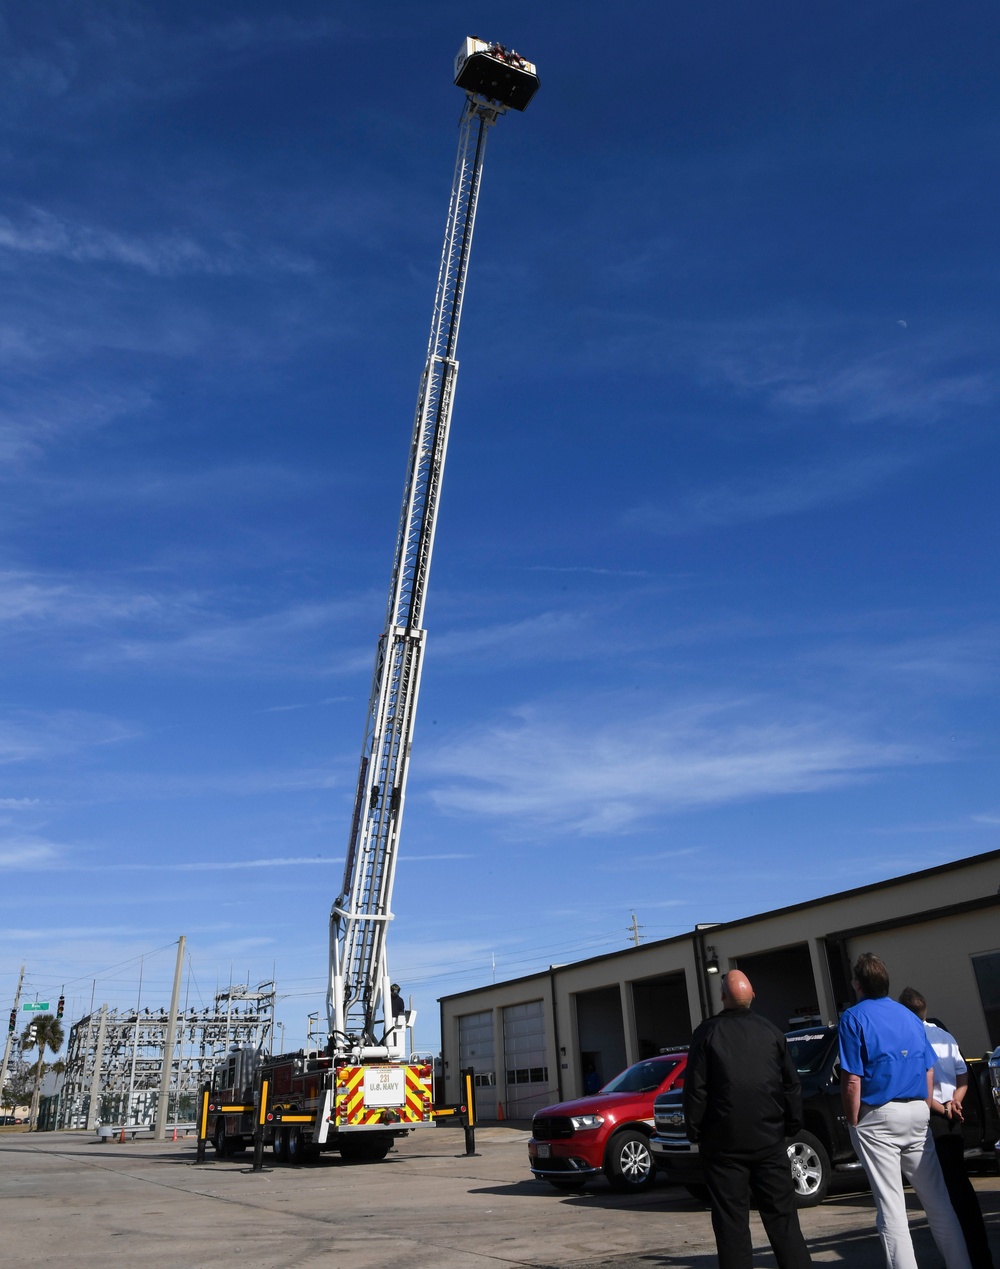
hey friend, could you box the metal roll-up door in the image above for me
[502,1000,550,1119]
[458,1010,496,1118]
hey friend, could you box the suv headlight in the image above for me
[569,1114,605,1130]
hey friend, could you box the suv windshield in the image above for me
[601,1057,681,1094]
[786,1029,836,1074]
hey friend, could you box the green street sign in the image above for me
[22,1002,50,1012]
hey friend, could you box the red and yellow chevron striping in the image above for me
[334,1063,433,1126]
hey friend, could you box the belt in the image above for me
[859,1097,923,1109]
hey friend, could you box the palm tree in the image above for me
[21,1014,64,1131]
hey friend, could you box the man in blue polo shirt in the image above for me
[838,952,971,1269]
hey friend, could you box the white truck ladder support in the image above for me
[327,41,539,1057]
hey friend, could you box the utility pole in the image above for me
[155,936,185,1140]
[629,913,642,948]
[86,1006,107,1131]
[125,956,144,1127]
[0,964,25,1111]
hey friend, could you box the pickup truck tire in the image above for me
[786,1130,831,1207]
[604,1129,657,1192]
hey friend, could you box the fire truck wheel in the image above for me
[271,1127,288,1161]
[213,1122,228,1159]
[339,1135,392,1163]
[286,1127,303,1164]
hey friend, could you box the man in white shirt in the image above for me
[898,988,995,1269]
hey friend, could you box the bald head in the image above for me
[721,970,754,1009]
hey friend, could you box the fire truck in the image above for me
[207,38,539,1163]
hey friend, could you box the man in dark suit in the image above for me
[684,969,812,1269]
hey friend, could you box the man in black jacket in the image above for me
[684,969,812,1269]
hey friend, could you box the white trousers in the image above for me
[850,1099,972,1269]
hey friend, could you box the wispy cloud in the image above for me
[763,347,994,426]
[0,846,346,875]
[71,855,343,873]
[0,384,151,463]
[426,698,918,834]
[0,710,135,766]
[258,696,351,714]
[12,461,331,511]
[0,570,172,627]
[54,765,342,804]
[809,627,1000,694]
[626,449,920,534]
[431,611,589,662]
[0,207,314,278]
[0,569,377,677]
[529,565,653,578]
[0,10,345,124]
[597,313,999,430]
[112,598,372,672]
[0,838,59,868]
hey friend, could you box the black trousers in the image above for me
[929,1112,995,1269]
[702,1141,812,1269]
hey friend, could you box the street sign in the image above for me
[22,1002,50,1012]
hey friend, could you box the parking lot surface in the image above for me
[1,1126,998,1268]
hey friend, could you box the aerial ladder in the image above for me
[206,39,538,1164]
[328,38,539,1063]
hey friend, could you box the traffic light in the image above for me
[26,1023,37,1046]
[7,1008,14,1035]
[57,995,65,1020]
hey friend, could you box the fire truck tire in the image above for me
[286,1127,303,1164]
[272,1127,288,1161]
[213,1122,229,1159]
[339,1135,392,1163]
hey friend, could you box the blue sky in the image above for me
[1,2,997,1055]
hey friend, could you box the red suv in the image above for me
[529,1051,687,1192]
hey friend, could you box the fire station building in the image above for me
[438,848,1000,1120]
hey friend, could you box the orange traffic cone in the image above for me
[119,1125,126,1144]
[496,1100,505,1121]
[172,1126,177,1142]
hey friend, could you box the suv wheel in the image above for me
[786,1130,831,1207]
[604,1129,656,1192]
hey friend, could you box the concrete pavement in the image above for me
[1,1125,998,1268]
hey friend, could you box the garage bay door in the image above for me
[503,1000,550,1120]
[458,1010,497,1118]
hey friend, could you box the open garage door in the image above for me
[734,945,820,1031]
[631,972,692,1057]
[575,985,627,1094]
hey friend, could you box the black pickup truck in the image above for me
[650,1025,1000,1207]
